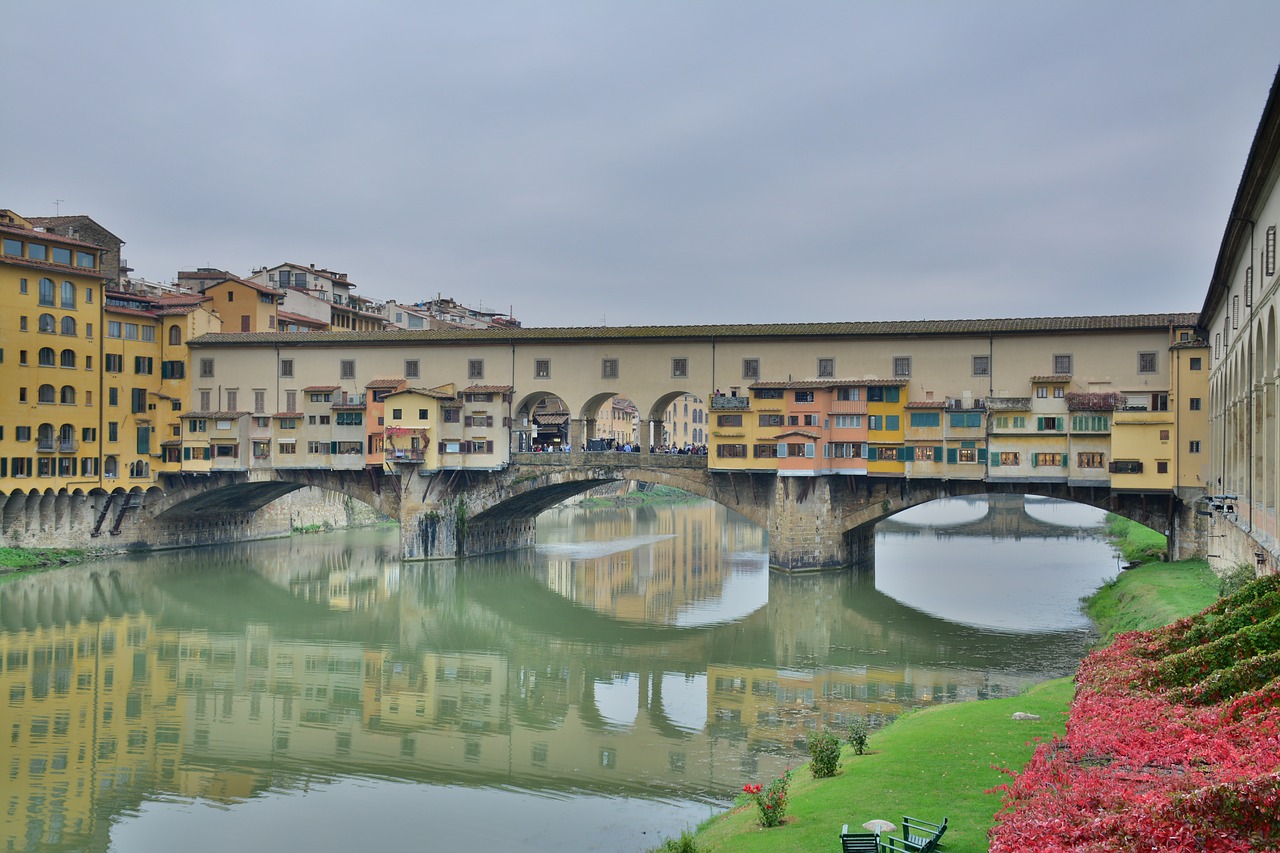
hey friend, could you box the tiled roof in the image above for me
[533,413,569,424]
[1030,375,1073,383]
[277,310,328,327]
[304,384,341,392]
[273,411,304,418]
[160,439,183,447]
[186,313,1202,348]
[364,378,405,389]
[905,401,946,408]
[180,410,250,419]
[206,277,284,297]
[27,215,125,244]
[0,250,110,280]
[331,402,364,410]
[105,305,158,319]
[463,385,513,393]
[0,221,105,250]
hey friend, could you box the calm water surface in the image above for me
[0,496,1114,852]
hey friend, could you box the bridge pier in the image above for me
[767,476,873,571]
[400,501,537,561]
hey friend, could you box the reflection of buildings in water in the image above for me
[0,611,186,852]
[706,662,1040,753]
[172,532,403,612]
[540,503,761,623]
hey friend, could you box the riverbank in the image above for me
[0,546,111,578]
[673,557,1220,853]
[578,485,704,509]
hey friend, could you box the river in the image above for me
[0,495,1116,852]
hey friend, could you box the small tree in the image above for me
[848,715,869,755]
[808,729,841,777]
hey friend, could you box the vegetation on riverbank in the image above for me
[1104,512,1169,565]
[579,485,703,509]
[0,546,101,577]
[990,570,1280,851]
[659,555,1225,853]
[1084,559,1220,645]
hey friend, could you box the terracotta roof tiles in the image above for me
[187,313,1200,348]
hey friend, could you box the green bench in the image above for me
[838,825,880,852]
[900,815,947,852]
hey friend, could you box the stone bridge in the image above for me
[50,453,1190,570]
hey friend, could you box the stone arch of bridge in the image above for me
[827,479,1173,555]
[463,462,769,531]
[147,469,400,521]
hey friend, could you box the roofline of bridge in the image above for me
[190,312,1199,348]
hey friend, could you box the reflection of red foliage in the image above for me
[989,575,1280,852]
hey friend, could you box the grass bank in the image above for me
[676,557,1219,853]
[1104,512,1168,565]
[580,485,703,509]
[1083,559,1219,645]
[0,546,103,580]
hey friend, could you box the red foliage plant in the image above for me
[988,576,1280,852]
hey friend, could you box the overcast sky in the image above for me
[5,2,1279,327]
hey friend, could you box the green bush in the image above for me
[808,729,841,778]
[847,715,869,755]
[1220,563,1259,598]
[1156,610,1280,688]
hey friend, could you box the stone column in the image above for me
[569,418,586,457]
[767,475,852,570]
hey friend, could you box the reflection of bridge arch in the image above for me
[876,493,1104,539]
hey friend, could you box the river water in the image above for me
[0,495,1115,852]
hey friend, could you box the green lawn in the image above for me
[1083,559,1220,645]
[680,557,1220,853]
[692,679,1075,853]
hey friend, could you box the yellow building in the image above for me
[0,211,107,492]
[382,385,457,471]
[200,276,284,333]
[1172,339,1211,490]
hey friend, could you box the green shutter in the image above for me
[867,447,878,461]
[933,446,943,462]
[1061,453,1068,468]
[897,446,909,461]
[1031,453,1038,467]
[1036,417,1045,431]
[978,448,987,463]
[947,447,958,464]
[990,450,1000,467]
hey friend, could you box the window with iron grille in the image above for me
[602,358,618,379]
[340,360,355,379]
[1053,354,1072,375]
[468,359,484,379]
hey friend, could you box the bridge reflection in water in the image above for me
[0,497,1116,853]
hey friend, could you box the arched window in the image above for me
[38,384,56,404]
[61,281,76,308]
[58,424,75,449]
[104,456,118,478]
[60,349,76,368]
[129,460,149,478]
[38,278,55,306]
[37,423,54,449]
[169,325,182,346]
[39,313,56,333]
[60,316,76,336]
[38,347,56,367]
[60,386,76,405]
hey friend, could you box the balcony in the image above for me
[710,396,751,411]
[59,439,79,452]
[388,449,426,462]
[36,440,56,453]
[986,397,1031,411]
